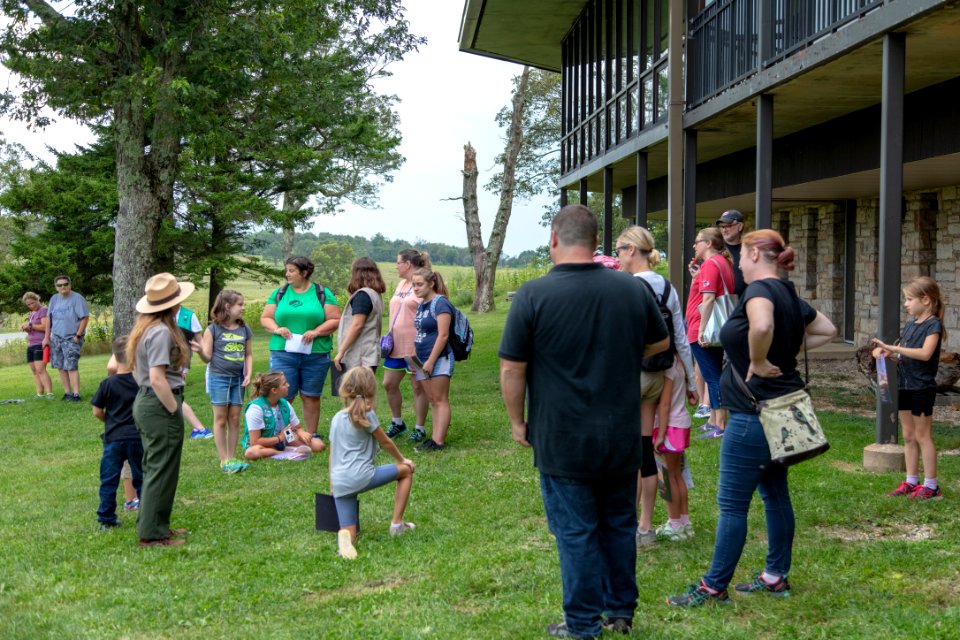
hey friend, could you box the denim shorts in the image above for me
[269,350,330,399]
[207,374,245,406]
[414,351,454,381]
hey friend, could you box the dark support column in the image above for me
[758,0,772,65]
[682,130,698,308]
[756,93,773,229]
[560,189,568,207]
[877,32,905,445]
[603,166,614,255]
[635,151,648,226]
[579,178,589,205]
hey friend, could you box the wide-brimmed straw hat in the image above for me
[135,273,196,313]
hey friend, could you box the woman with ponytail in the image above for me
[668,229,836,606]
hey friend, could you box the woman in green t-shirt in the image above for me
[260,256,341,436]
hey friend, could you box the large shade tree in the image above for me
[0,0,420,334]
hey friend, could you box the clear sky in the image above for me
[0,1,554,257]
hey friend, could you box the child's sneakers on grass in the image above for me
[909,484,943,500]
[635,528,657,549]
[385,421,407,438]
[220,459,249,474]
[666,580,730,607]
[337,529,357,560]
[888,480,918,497]
[389,521,416,536]
[692,404,711,419]
[190,427,213,440]
[734,572,791,596]
[123,498,140,511]
[408,427,426,443]
[656,521,689,541]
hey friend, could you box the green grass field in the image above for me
[0,304,959,638]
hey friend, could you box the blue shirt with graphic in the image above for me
[414,296,454,362]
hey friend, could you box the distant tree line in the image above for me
[243,229,542,268]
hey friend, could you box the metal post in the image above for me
[560,188,568,208]
[580,178,589,205]
[682,129,698,309]
[636,151,648,227]
[758,0,772,65]
[603,166,614,256]
[756,93,773,230]
[667,0,685,290]
[877,32,905,444]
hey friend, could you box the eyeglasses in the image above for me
[615,245,632,256]
[55,283,70,288]
[693,239,706,245]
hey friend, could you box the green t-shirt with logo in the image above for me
[267,284,339,354]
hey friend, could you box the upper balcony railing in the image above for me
[687,0,890,110]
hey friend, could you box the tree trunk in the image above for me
[207,210,226,315]
[280,191,308,258]
[466,66,531,314]
[461,143,487,311]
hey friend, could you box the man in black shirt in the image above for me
[717,209,746,297]
[499,205,669,640]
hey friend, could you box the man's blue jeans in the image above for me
[98,439,144,524]
[540,472,638,637]
[703,411,795,591]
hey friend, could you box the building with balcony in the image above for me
[459,0,960,362]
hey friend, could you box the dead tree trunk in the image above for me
[463,66,531,313]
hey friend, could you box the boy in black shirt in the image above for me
[92,335,144,531]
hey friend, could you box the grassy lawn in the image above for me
[0,305,958,639]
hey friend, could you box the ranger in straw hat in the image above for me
[126,273,197,548]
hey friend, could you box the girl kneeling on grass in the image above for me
[872,276,945,500]
[330,367,415,560]
[242,372,325,460]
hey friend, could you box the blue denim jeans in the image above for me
[98,439,144,524]
[540,472,638,637]
[703,411,795,591]
[690,342,724,409]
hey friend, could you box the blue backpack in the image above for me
[430,296,474,362]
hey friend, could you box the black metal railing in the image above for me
[688,0,890,109]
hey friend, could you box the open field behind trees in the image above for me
[0,305,959,638]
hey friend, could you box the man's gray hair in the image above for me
[551,205,597,249]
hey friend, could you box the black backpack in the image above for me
[276,282,326,305]
[636,277,676,372]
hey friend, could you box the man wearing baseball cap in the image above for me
[716,210,746,296]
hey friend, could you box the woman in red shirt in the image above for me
[685,227,736,437]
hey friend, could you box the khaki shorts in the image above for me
[640,370,664,403]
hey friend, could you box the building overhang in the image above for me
[458,0,586,72]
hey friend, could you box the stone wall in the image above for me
[770,186,960,351]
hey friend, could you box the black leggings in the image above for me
[640,435,657,478]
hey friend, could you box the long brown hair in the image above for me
[347,257,387,294]
[127,307,189,371]
[398,249,431,270]
[339,367,377,428]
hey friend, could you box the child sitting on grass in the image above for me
[330,367,416,560]
[242,372,325,461]
[91,335,143,531]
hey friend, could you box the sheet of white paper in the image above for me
[284,334,312,354]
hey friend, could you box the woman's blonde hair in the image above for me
[904,276,947,342]
[251,371,286,398]
[699,227,732,264]
[741,229,796,271]
[412,267,448,297]
[126,307,189,372]
[339,367,377,428]
[616,225,661,266]
[22,291,40,304]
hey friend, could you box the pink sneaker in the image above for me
[909,485,943,500]
[887,481,918,497]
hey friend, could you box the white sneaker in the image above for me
[656,522,687,541]
[682,523,695,539]
[693,404,710,419]
[390,521,416,536]
[636,528,657,549]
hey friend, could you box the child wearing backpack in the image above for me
[410,266,455,452]
[616,226,698,548]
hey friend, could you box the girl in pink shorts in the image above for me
[652,356,693,541]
